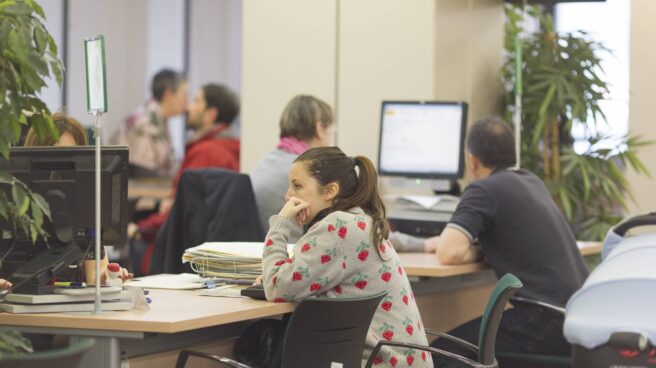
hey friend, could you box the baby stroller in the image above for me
[564,213,656,367]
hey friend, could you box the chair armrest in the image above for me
[510,296,565,315]
[425,328,479,354]
[175,349,252,368]
[363,341,496,368]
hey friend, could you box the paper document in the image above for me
[398,195,459,210]
[198,285,244,298]
[182,242,295,281]
[126,273,204,290]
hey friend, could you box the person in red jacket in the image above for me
[130,84,240,274]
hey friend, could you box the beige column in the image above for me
[240,0,337,173]
[626,0,656,216]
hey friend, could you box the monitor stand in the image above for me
[9,188,84,295]
[10,244,82,294]
[388,177,460,196]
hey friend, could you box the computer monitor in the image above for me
[378,101,468,182]
[0,146,129,293]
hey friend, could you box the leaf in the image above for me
[29,222,38,242]
[11,183,29,216]
[30,198,43,230]
[26,0,46,19]
[0,191,8,220]
[0,170,12,185]
[33,23,47,53]
[3,2,32,16]
[0,328,34,356]
[30,191,51,220]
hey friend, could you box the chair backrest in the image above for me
[0,338,95,368]
[478,273,523,365]
[150,168,265,274]
[281,291,387,368]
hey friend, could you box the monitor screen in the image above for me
[0,146,129,249]
[378,101,467,179]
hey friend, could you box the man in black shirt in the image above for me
[430,116,589,367]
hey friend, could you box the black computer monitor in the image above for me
[0,146,129,292]
[378,101,468,180]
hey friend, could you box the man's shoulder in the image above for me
[474,169,538,189]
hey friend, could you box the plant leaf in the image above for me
[11,183,29,216]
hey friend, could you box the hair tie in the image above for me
[351,157,360,178]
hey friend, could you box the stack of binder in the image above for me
[0,287,134,313]
[182,242,293,281]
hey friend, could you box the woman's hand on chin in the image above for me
[279,197,311,225]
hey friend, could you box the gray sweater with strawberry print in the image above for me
[263,208,433,368]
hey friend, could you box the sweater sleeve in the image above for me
[387,231,426,252]
[262,215,345,302]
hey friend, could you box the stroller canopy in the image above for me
[564,239,656,349]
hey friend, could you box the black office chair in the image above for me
[364,273,522,368]
[0,338,95,368]
[496,297,571,368]
[150,168,265,275]
[176,291,387,368]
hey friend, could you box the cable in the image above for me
[0,237,94,301]
[0,239,16,264]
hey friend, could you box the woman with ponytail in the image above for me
[261,146,432,367]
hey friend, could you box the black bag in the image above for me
[233,319,283,368]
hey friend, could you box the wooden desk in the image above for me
[128,179,171,200]
[399,241,602,278]
[0,289,294,368]
[397,241,602,332]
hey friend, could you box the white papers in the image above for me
[197,285,244,298]
[399,195,443,209]
[182,242,294,281]
[125,273,205,290]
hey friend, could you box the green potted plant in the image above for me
[0,0,64,357]
[0,0,63,242]
[502,4,651,241]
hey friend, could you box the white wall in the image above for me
[627,0,656,215]
[145,0,186,159]
[337,0,435,160]
[67,0,148,137]
[241,0,337,172]
[188,0,242,97]
[435,0,504,124]
[240,0,504,181]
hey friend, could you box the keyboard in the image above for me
[241,284,266,300]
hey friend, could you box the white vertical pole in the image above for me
[93,111,102,313]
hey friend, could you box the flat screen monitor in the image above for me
[378,101,468,179]
[0,146,129,279]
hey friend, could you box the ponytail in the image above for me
[295,147,390,257]
[336,156,389,250]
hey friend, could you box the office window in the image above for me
[555,0,631,154]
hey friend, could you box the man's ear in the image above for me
[467,153,479,172]
[322,182,340,202]
[205,107,219,124]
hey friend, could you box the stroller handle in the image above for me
[613,212,656,236]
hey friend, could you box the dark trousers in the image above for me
[431,304,570,367]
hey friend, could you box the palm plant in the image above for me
[503,4,650,240]
[0,0,63,242]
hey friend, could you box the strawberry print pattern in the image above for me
[261,208,432,367]
[357,241,371,262]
